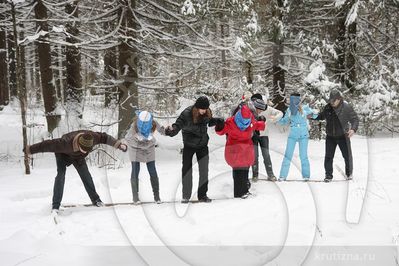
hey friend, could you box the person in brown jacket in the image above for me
[25,130,127,211]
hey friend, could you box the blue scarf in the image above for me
[234,110,251,131]
[137,113,153,139]
[290,95,301,116]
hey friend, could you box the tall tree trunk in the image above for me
[52,46,61,100]
[335,7,346,85]
[220,16,229,90]
[19,25,26,95]
[104,46,118,107]
[335,0,357,92]
[56,45,64,104]
[7,30,17,97]
[0,0,9,109]
[34,46,42,103]
[245,60,253,87]
[10,2,30,174]
[65,1,83,119]
[271,0,286,111]
[34,0,60,133]
[118,0,138,138]
[346,17,357,93]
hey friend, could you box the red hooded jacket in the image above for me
[216,105,265,168]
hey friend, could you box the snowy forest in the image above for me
[2,1,399,265]
[1,0,398,136]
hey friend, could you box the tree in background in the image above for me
[34,0,60,133]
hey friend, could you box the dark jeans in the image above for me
[232,167,250,197]
[53,154,100,209]
[325,135,353,178]
[252,135,275,177]
[131,161,160,201]
[182,146,209,200]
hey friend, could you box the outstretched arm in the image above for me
[278,110,290,126]
[266,107,283,123]
[154,120,166,135]
[215,119,229,135]
[27,138,71,155]
[312,105,327,121]
[303,104,319,119]
[93,132,126,152]
[165,112,186,137]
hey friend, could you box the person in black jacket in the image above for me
[165,96,224,203]
[313,89,359,182]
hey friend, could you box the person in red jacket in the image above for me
[216,105,266,198]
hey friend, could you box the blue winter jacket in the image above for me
[279,104,318,138]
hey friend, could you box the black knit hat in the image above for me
[329,89,342,102]
[78,133,94,152]
[251,93,263,101]
[194,96,210,109]
[253,98,267,111]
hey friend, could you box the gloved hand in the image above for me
[119,143,128,152]
[214,118,225,131]
[165,126,175,136]
[258,115,266,122]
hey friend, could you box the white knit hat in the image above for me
[138,111,152,122]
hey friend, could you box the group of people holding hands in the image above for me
[25,89,359,210]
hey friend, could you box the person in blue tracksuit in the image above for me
[278,93,318,181]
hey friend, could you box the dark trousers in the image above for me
[131,161,160,201]
[252,135,275,177]
[325,135,353,178]
[53,154,100,209]
[182,146,209,200]
[233,167,250,197]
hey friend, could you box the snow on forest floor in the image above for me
[1,104,399,265]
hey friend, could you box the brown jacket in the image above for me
[27,130,121,161]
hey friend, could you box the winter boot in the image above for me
[154,192,161,204]
[181,198,190,204]
[241,192,252,199]
[198,196,212,203]
[150,176,161,204]
[131,176,140,204]
[267,176,277,182]
[94,199,105,207]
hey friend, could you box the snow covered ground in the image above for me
[1,103,399,265]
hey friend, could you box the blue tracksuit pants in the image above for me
[279,135,310,179]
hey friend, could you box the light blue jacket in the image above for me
[279,104,318,139]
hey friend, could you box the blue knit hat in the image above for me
[234,105,252,131]
[137,111,153,139]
